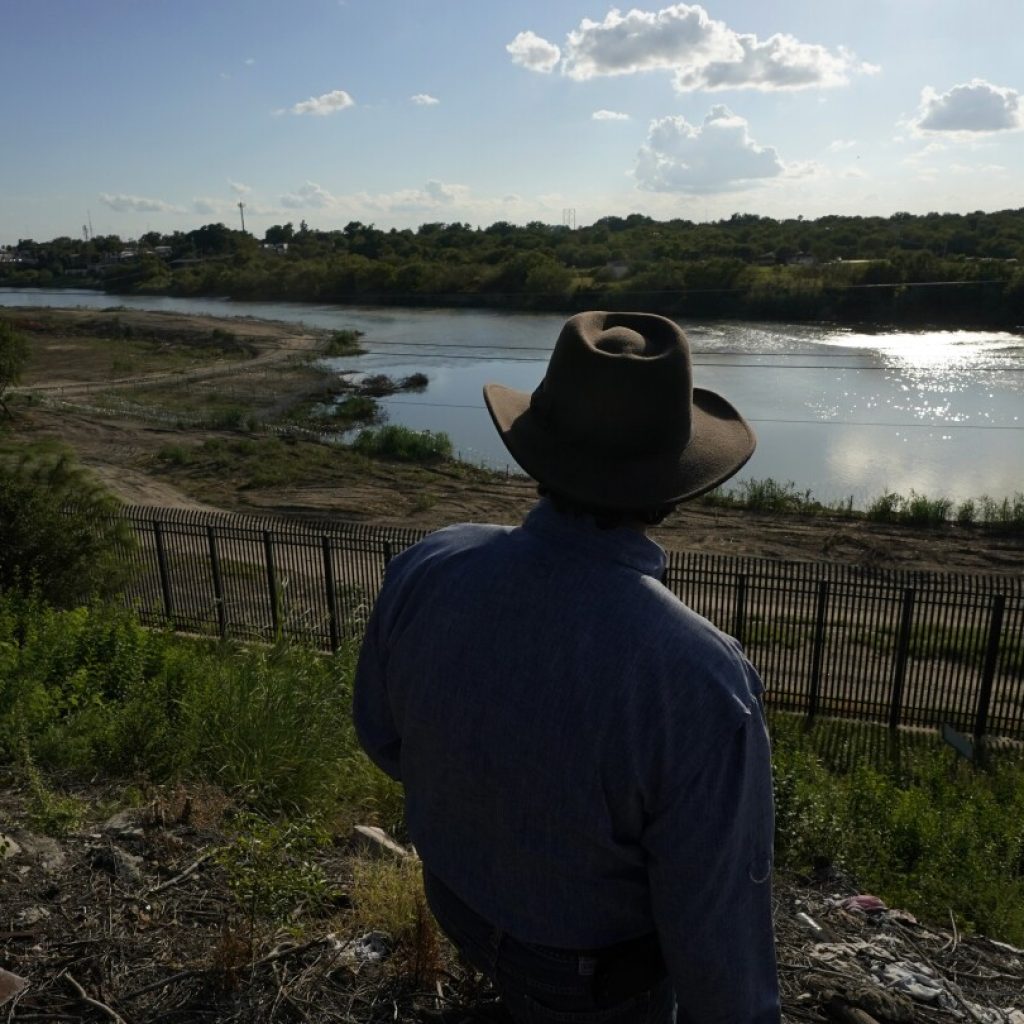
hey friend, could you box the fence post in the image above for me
[153,520,174,622]
[322,536,340,653]
[732,574,748,646]
[808,580,830,721]
[207,525,227,639]
[974,594,1006,746]
[383,540,393,568]
[263,530,280,639]
[889,588,916,731]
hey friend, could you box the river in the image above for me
[3,287,1022,507]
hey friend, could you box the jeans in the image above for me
[424,871,675,1024]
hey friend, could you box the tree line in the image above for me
[4,209,1024,328]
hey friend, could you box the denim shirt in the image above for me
[354,499,780,1023]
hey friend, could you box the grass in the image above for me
[856,621,1024,675]
[352,425,453,463]
[770,713,1024,944]
[4,587,1024,945]
[702,478,1024,534]
[321,328,366,357]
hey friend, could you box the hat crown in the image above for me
[531,312,693,457]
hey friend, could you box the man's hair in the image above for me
[538,485,677,529]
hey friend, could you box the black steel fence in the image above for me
[113,506,1024,741]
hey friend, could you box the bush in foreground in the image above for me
[0,448,134,606]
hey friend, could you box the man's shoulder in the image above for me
[387,521,513,578]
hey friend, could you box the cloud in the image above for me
[634,105,784,193]
[827,139,857,153]
[228,180,252,195]
[193,198,221,216]
[280,181,336,209]
[506,30,561,72]
[593,109,630,120]
[290,89,355,116]
[515,5,877,92]
[562,6,741,80]
[411,93,440,106]
[244,57,255,66]
[912,79,1023,134]
[99,193,183,213]
[673,34,877,91]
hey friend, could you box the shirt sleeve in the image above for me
[642,690,780,1024]
[352,593,403,782]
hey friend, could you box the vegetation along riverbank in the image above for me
[4,207,1024,330]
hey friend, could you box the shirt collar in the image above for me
[521,499,667,580]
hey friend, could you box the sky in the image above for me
[2,0,1023,244]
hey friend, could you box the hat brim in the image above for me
[483,383,755,509]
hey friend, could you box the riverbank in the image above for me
[4,306,1023,576]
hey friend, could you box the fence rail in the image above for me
[110,505,1024,741]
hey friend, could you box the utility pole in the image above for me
[238,201,247,234]
[562,208,576,230]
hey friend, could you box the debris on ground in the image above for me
[1,787,1021,1023]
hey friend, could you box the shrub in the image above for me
[352,425,453,463]
[322,329,366,357]
[0,449,134,606]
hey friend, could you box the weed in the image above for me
[216,811,338,924]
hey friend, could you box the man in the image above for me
[354,311,780,1023]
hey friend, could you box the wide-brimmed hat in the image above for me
[483,311,755,509]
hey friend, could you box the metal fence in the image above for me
[112,506,1024,741]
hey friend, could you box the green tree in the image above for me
[0,319,29,418]
[0,450,134,606]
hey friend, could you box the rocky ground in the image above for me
[1,785,1022,1024]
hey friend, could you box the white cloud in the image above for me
[634,105,784,193]
[506,30,561,72]
[593,109,630,121]
[517,5,876,92]
[228,180,252,195]
[244,57,255,66]
[563,6,741,80]
[411,93,440,106]
[99,193,183,213]
[674,34,877,91]
[827,139,857,153]
[280,182,336,208]
[912,79,1023,134]
[290,89,355,116]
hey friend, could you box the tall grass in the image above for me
[352,425,453,463]
[702,477,1024,533]
[0,593,402,822]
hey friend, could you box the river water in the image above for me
[3,287,1022,507]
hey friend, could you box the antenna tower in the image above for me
[561,208,576,230]
[238,201,247,233]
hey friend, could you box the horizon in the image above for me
[2,1,1023,245]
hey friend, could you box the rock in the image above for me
[91,844,144,885]
[0,832,21,860]
[7,832,65,873]
[351,825,414,861]
[101,808,145,838]
[0,968,28,1007]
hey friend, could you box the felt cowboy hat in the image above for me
[483,311,755,509]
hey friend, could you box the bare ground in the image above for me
[5,306,1023,577]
